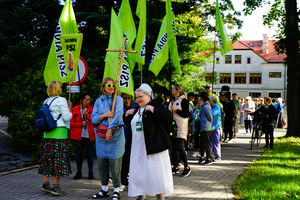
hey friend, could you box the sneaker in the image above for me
[40,182,51,193]
[227,139,233,143]
[198,157,205,164]
[172,166,179,175]
[50,185,66,196]
[88,172,94,180]
[73,171,82,180]
[214,157,222,162]
[136,195,146,200]
[181,166,191,177]
[192,152,199,157]
[203,160,212,165]
[120,184,127,192]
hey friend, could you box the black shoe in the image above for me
[203,160,212,165]
[199,157,205,164]
[92,190,109,199]
[181,166,191,177]
[172,166,179,175]
[50,185,66,196]
[40,182,51,193]
[73,171,82,180]
[88,172,94,180]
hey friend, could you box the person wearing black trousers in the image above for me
[222,93,236,143]
[254,97,277,149]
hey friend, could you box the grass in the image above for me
[231,137,300,200]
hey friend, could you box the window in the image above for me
[216,58,220,64]
[250,73,262,84]
[269,93,281,98]
[269,72,281,78]
[234,73,246,84]
[219,73,231,84]
[205,73,217,82]
[249,92,261,98]
[247,57,251,64]
[225,55,232,64]
[235,55,241,64]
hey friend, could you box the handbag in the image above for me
[95,125,120,139]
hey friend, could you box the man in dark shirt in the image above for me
[222,92,236,143]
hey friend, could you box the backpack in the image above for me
[35,97,61,132]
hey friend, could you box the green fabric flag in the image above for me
[215,0,233,56]
[134,0,146,70]
[119,0,136,71]
[104,9,134,97]
[166,0,181,75]
[44,0,79,85]
[60,33,83,83]
[148,16,169,76]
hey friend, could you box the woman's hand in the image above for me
[105,111,115,118]
[145,105,154,113]
[68,100,72,112]
[125,109,135,117]
[106,128,113,142]
[171,105,177,111]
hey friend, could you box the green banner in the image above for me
[148,16,169,76]
[60,33,83,83]
[134,0,146,70]
[166,0,181,75]
[43,0,79,85]
[119,0,136,71]
[104,9,134,97]
[215,0,233,56]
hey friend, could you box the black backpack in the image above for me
[35,97,61,132]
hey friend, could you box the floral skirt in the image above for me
[38,138,72,177]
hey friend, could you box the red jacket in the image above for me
[70,104,95,141]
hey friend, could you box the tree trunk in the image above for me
[285,0,300,137]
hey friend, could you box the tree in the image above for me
[244,0,300,137]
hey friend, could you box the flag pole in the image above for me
[212,34,216,93]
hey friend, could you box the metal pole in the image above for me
[212,35,216,93]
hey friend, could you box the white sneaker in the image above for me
[192,152,199,157]
[119,184,126,192]
[228,139,233,143]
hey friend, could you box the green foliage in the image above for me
[231,137,300,199]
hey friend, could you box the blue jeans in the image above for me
[74,138,94,173]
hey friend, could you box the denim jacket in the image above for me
[211,103,222,130]
[91,94,125,159]
[200,101,213,132]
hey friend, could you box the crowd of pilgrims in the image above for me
[38,79,287,200]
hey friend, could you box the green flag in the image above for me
[149,0,181,76]
[60,33,83,83]
[215,0,233,56]
[43,0,79,85]
[119,0,136,71]
[104,9,134,97]
[166,0,181,74]
[148,16,169,76]
[134,0,146,70]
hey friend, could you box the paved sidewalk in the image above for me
[0,128,286,200]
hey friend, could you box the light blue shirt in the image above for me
[91,94,125,159]
[211,103,222,130]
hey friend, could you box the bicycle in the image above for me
[250,113,264,149]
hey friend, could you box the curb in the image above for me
[0,165,38,176]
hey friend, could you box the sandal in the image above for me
[92,190,109,199]
[112,191,120,200]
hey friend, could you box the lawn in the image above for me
[231,137,300,200]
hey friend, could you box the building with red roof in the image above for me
[205,34,287,98]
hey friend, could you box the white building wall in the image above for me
[205,50,287,98]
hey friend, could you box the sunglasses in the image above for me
[105,84,116,88]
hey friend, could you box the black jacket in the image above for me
[124,99,172,155]
[254,104,277,126]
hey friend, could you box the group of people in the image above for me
[37,79,285,200]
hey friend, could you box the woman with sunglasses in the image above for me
[124,84,173,200]
[91,77,125,200]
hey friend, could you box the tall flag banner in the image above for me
[44,0,79,85]
[104,9,134,97]
[148,16,169,76]
[119,0,136,71]
[215,0,233,56]
[60,33,83,83]
[134,0,146,70]
[149,0,181,76]
[166,0,181,74]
